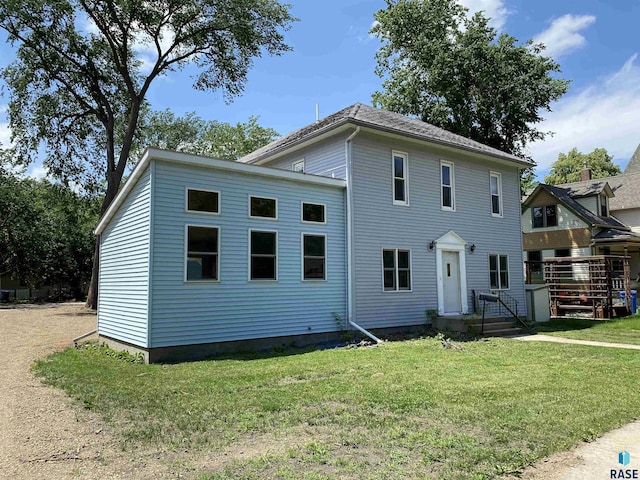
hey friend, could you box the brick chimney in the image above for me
[581,162,592,181]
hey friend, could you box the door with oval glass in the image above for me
[442,250,461,314]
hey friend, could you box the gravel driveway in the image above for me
[0,303,182,479]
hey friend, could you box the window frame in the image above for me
[392,151,409,206]
[488,253,510,290]
[185,187,221,216]
[599,194,609,217]
[381,248,413,293]
[440,160,455,211]
[301,201,327,224]
[301,233,327,281]
[292,160,305,173]
[184,224,220,283]
[490,172,503,218]
[531,204,558,228]
[248,195,278,220]
[248,229,278,282]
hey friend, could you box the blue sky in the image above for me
[1,0,639,180]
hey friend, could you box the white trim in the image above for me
[490,171,503,218]
[381,247,413,293]
[185,187,221,215]
[392,150,409,206]
[184,224,221,283]
[434,231,469,315]
[248,228,278,282]
[292,159,305,173]
[440,160,455,212]
[301,232,327,282]
[95,148,345,235]
[488,253,511,291]
[301,201,327,224]
[248,195,278,220]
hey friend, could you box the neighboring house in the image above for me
[522,167,640,282]
[96,103,532,362]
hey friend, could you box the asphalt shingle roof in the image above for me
[593,228,640,242]
[624,144,640,174]
[607,172,640,211]
[239,103,530,166]
[554,178,609,198]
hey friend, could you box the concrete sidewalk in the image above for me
[512,334,640,351]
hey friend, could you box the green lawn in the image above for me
[536,315,640,345]
[34,336,640,480]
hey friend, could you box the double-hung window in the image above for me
[490,172,502,217]
[383,249,411,291]
[185,225,219,281]
[302,234,326,280]
[441,160,455,211]
[489,254,509,290]
[392,151,408,205]
[599,195,609,217]
[250,230,277,280]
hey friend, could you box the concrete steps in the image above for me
[434,316,523,337]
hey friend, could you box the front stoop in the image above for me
[433,316,522,337]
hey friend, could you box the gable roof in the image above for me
[605,172,640,211]
[593,228,640,243]
[624,144,640,174]
[553,178,613,198]
[239,103,531,167]
[523,183,629,230]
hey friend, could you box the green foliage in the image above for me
[544,147,622,185]
[34,337,640,478]
[520,167,539,197]
[371,0,569,159]
[0,166,98,295]
[137,109,280,161]
[81,343,145,364]
[536,315,640,345]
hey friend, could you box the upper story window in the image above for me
[532,205,557,228]
[599,195,609,217]
[489,254,509,290]
[392,151,408,205]
[292,160,305,173]
[302,202,326,224]
[441,160,455,211]
[185,225,219,282]
[249,196,277,219]
[490,172,502,217]
[186,188,219,214]
[383,249,411,292]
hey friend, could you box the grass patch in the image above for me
[536,315,640,345]
[33,337,640,479]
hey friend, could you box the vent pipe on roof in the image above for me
[315,104,319,123]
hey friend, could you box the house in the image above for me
[522,167,640,283]
[96,103,531,362]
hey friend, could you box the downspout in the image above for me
[345,127,380,344]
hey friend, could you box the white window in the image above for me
[382,249,411,292]
[249,196,277,219]
[490,172,502,217]
[292,160,305,173]
[489,254,509,290]
[249,230,277,281]
[185,225,219,282]
[186,188,220,215]
[301,202,326,224]
[392,151,408,205]
[441,160,455,211]
[599,194,608,217]
[302,234,326,280]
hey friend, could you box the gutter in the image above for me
[345,127,360,331]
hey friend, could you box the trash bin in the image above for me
[0,290,10,303]
[618,290,637,314]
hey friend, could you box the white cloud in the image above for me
[527,54,640,174]
[458,0,510,31]
[533,14,596,59]
[0,105,11,148]
[26,165,49,180]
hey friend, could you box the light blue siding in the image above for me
[261,134,349,179]
[351,132,526,328]
[98,166,151,347]
[149,160,346,348]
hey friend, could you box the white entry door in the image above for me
[442,251,461,314]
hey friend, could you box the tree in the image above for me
[370,0,569,160]
[138,109,279,160]
[0,0,295,307]
[544,148,622,185]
